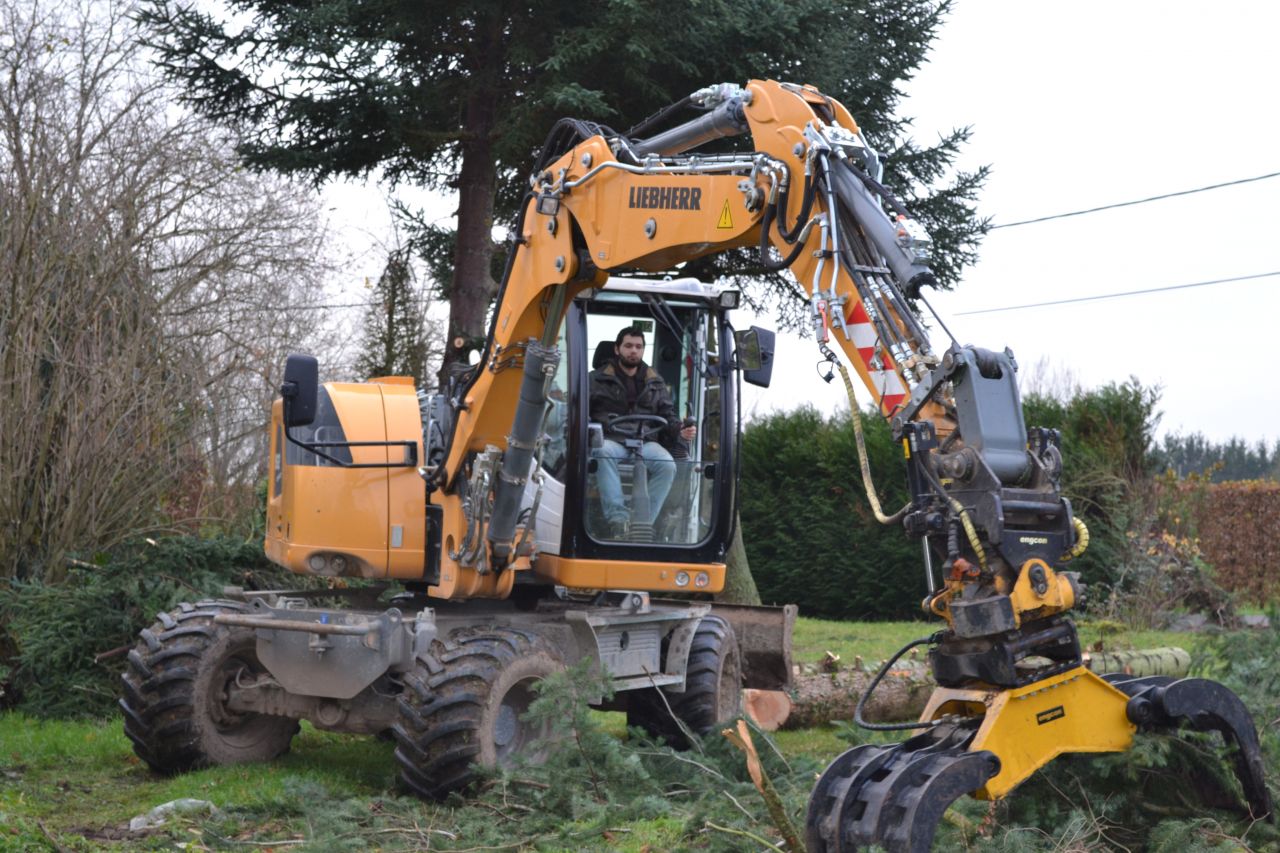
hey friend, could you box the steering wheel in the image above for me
[605,414,669,443]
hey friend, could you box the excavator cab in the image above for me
[527,277,769,572]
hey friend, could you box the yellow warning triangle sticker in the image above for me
[717,198,734,229]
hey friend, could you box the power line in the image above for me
[954,270,1280,316]
[164,297,432,315]
[990,170,1280,229]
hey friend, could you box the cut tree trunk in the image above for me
[744,647,1192,731]
[743,688,793,731]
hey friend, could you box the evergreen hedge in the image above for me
[0,536,293,718]
[740,407,923,620]
[741,380,1162,620]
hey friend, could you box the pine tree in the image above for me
[138,0,988,601]
[355,247,431,384]
[139,0,987,377]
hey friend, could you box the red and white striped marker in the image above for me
[845,300,907,414]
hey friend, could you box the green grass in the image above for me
[1075,620,1199,654]
[0,716,404,850]
[0,617,1209,851]
[2,711,829,851]
[792,615,1198,667]
[769,724,848,759]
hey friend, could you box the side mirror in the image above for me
[735,328,762,370]
[735,326,775,388]
[282,353,318,427]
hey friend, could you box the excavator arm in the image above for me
[433,81,952,596]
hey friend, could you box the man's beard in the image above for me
[619,353,642,368]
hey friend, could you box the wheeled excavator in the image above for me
[121,79,1270,850]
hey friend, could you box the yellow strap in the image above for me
[832,357,906,525]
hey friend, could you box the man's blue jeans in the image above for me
[593,439,676,526]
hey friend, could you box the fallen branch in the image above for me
[36,821,72,853]
[723,719,804,852]
[94,644,131,664]
[704,820,785,851]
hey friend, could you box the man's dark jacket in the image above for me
[589,359,682,449]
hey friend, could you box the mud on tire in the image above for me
[120,600,298,773]
[627,614,742,748]
[392,627,565,800]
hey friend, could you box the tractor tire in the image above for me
[120,600,298,773]
[627,615,742,748]
[392,627,564,800]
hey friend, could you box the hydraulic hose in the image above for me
[1063,516,1090,560]
[774,171,818,244]
[918,459,989,572]
[854,632,945,731]
[758,202,810,271]
[950,497,988,571]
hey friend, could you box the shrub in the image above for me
[740,406,923,620]
[742,378,1165,620]
[1092,530,1237,629]
[1186,480,1280,604]
[0,535,294,717]
[1023,378,1162,591]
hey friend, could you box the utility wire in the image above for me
[162,297,431,315]
[991,170,1280,229]
[168,172,1280,314]
[955,270,1280,316]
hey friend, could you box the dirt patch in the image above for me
[65,824,167,844]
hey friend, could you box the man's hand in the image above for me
[680,420,697,441]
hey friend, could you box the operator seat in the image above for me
[592,340,614,370]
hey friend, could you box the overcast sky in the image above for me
[327,0,1280,444]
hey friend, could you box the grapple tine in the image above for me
[806,745,896,853]
[1114,676,1272,821]
[805,724,997,852]
[873,750,1000,853]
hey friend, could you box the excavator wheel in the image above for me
[120,600,298,773]
[626,615,742,748]
[392,627,564,800]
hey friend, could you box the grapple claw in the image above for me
[805,724,999,852]
[806,744,896,853]
[1107,675,1272,821]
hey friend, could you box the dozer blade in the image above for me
[805,723,999,853]
[1104,674,1272,820]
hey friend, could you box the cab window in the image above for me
[284,386,353,467]
[540,322,570,480]
[582,295,717,546]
